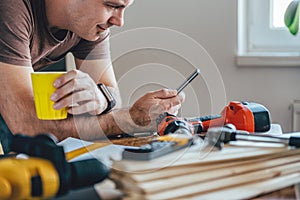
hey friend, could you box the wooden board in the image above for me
[111,146,300,199]
[113,145,299,172]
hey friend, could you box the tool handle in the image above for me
[289,137,300,147]
[199,114,222,122]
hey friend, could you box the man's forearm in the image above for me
[25,108,150,142]
[69,110,128,141]
[51,108,153,141]
[2,81,181,142]
[35,110,132,141]
[4,107,130,142]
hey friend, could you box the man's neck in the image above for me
[50,28,69,41]
[44,0,67,30]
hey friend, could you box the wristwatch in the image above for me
[97,83,116,114]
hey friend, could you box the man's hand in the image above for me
[50,70,108,115]
[129,89,185,131]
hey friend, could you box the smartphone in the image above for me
[176,69,200,93]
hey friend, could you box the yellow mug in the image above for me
[31,72,67,120]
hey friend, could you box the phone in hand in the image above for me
[176,69,200,93]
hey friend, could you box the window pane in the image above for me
[271,0,293,28]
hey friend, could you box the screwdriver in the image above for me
[206,125,300,150]
[230,132,300,148]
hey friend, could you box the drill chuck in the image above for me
[0,134,110,199]
[157,112,194,136]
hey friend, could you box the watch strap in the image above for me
[97,83,116,114]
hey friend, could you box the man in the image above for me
[0,0,184,153]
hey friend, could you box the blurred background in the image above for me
[109,0,300,133]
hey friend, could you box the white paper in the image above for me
[58,137,131,166]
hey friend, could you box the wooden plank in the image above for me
[145,161,300,199]
[192,173,300,200]
[111,153,300,195]
[113,146,297,172]
[136,154,300,194]
[111,147,300,199]
[127,148,300,183]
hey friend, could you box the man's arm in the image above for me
[75,57,122,108]
[75,58,117,87]
[0,62,117,140]
[0,62,184,141]
[51,57,121,115]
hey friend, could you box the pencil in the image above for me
[65,142,110,161]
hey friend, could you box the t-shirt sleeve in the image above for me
[71,30,111,60]
[0,1,32,66]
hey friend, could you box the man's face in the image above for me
[67,0,134,41]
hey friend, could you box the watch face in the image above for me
[99,84,114,101]
[97,83,116,113]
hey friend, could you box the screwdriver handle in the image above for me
[289,137,300,148]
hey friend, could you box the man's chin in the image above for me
[80,35,99,42]
[82,31,106,41]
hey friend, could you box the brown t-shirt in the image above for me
[0,0,110,71]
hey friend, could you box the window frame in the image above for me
[237,0,300,67]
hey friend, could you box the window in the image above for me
[271,0,292,28]
[237,0,300,66]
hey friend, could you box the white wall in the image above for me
[110,0,300,132]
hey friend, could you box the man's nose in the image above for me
[109,10,124,27]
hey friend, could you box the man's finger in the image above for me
[153,88,177,99]
[54,70,87,88]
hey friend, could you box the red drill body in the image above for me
[157,101,271,136]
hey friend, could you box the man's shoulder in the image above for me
[0,0,32,16]
[0,0,34,67]
[0,0,31,9]
[0,0,34,29]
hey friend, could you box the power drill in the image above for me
[157,101,271,136]
[0,134,110,200]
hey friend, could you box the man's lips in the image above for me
[97,25,107,31]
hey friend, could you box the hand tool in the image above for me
[122,134,193,160]
[157,101,271,136]
[0,134,109,200]
[190,101,271,133]
[205,124,300,150]
[157,112,195,136]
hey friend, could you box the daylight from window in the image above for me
[271,0,293,28]
[237,0,300,66]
